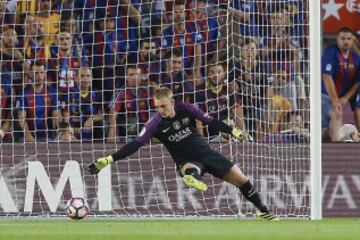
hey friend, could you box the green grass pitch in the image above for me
[0,218,359,240]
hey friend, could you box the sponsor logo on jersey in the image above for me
[168,127,192,142]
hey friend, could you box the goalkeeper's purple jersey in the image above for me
[135,103,213,163]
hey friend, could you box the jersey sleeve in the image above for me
[134,113,161,144]
[354,54,360,83]
[181,103,213,125]
[321,46,337,77]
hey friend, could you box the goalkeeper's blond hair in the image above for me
[153,87,173,100]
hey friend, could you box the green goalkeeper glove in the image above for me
[88,156,114,174]
[231,128,253,142]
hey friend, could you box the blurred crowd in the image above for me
[0,0,318,144]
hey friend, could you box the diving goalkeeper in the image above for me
[89,87,278,221]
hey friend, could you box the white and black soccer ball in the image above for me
[65,197,90,220]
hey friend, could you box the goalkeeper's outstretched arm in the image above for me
[182,103,253,142]
[88,140,143,174]
[89,113,159,174]
[208,118,253,142]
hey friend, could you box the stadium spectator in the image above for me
[263,108,310,143]
[107,65,150,142]
[162,0,203,85]
[118,0,141,52]
[34,0,61,45]
[79,0,139,54]
[231,0,262,37]
[0,27,27,95]
[47,31,82,123]
[17,61,59,142]
[69,67,104,141]
[0,83,13,141]
[356,91,360,130]
[59,0,74,11]
[322,28,360,141]
[150,19,163,53]
[267,94,291,136]
[91,9,127,110]
[157,48,193,103]
[196,62,243,140]
[338,124,360,142]
[271,64,307,120]
[48,30,81,84]
[236,38,272,140]
[135,0,163,37]
[128,38,161,84]
[75,0,96,56]
[285,0,306,48]
[21,16,51,68]
[261,1,305,46]
[261,7,303,70]
[15,0,61,16]
[0,0,15,35]
[60,13,86,64]
[58,121,78,142]
[190,0,225,66]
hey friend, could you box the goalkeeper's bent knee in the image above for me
[184,167,202,180]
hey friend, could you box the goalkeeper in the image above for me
[89,87,278,221]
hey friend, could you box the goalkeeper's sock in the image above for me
[239,180,268,213]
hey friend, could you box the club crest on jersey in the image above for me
[182,117,189,125]
[172,121,181,130]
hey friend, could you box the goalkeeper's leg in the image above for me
[180,163,208,192]
[223,165,279,221]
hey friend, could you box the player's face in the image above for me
[34,20,44,36]
[242,41,258,60]
[169,57,183,73]
[174,4,185,23]
[3,29,18,48]
[154,96,175,119]
[24,16,36,35]
[127,68,142,88]
[270,11,288,26]
[0,2,5,13]
[208,65,225,86]
[80,68,91,90]
[140,42,151,58]
[58,32,72,51]
[337,32,353,52]
[33,65,46,85]
[62,17,77,34]
[140,42,156,58]
[106,18,116,31]
[39,0,51,11]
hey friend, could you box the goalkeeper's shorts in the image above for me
[177,149,234,179]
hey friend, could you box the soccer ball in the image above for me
[65,197,90,220]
